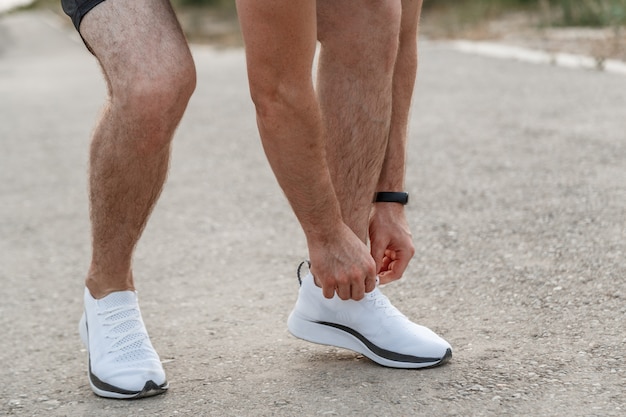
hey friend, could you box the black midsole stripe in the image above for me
[317,321,443,364]
[89,361,167,396]
[89,366,140,395]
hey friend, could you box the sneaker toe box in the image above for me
[391,323,452,360]
[91,358,167,393]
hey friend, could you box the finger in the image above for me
[370,243,386,275]
[336,283,351,300]
[364,273,377,294]
[385,249,397,260]
[380,255,392,272]
[321,280,336,299]
[363,258,378,295]
[379,255,410,284]
[350,280,366,300]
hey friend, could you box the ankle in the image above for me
[85,270,135,300]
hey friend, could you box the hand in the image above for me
[307,223,377,301]
[369,203,415,284]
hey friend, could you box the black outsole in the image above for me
[90,365,168,399]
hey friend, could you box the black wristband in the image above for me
[374,192,409,205]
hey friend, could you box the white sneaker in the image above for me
[287,270,452,369]
[79,288,168,399]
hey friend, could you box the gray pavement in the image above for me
[1,10,625,417]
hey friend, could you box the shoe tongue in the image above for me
[99,291,137,309]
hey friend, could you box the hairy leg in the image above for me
[316,0,402,241]
[369,0,423,282]
[79,0,196,298]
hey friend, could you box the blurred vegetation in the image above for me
[23,0,626,28]
[170,0,626,28]
[551,0,626,26]
[18,0,625,55]
[427,0,626,27]
[173,0,626,27]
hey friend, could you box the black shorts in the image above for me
[61,0,107,30]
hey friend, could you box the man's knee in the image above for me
[107,57,196,154]
[121,57,195,112]
[116,56,195,120]
[318,0,401,66]
[318,0,401,40]
[366,0,402,27]
[80,1,197,120]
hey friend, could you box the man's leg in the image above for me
[81,0,195,298]
[316,0,401,239]
[74,0,195,398]
[369,0,423,283]
[286,0,452,369]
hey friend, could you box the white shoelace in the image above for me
[364,289,404,318]
[99,304,149,358]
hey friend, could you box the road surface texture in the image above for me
[1,10,624,417]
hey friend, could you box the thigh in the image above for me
[79,0,192,91]
[316,0,401,45]
[236,0,317,87]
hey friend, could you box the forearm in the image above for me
[257,92,343,242]
[377,0,422,192]
[237,0,344,243]
[259,94,377,297]
[238,0,378,299]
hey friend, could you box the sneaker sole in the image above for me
[79,314,169,399]
[287,311,452,369]
[88,369,169,400]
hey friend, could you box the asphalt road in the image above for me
[1,10,625,417]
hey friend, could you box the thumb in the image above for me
[370,241,386,275]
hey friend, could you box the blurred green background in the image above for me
[427,0,626,27]
[24,0,626,28]
[174,0,626,27]
[16,0,626,59]
[172,0,626,46]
